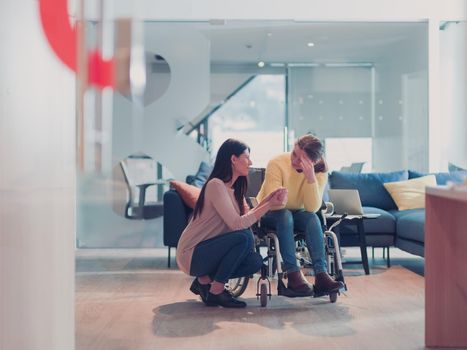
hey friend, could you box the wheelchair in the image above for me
[227,204,348,307]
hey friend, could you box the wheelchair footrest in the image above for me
[312,285,346,298]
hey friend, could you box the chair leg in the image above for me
[383,247,386,259]
[372,246,375,259]
[387,247,391,268]
[168,247,171,268]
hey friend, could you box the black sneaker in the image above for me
[189,279,211,304]
[206,290,247,308]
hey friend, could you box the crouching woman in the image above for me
[176,138,287,308]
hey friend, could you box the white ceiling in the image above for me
[145,21,427,64]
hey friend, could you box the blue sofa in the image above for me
[329,170,467,258]
[163,165,466,267]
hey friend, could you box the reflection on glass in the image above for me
[209,75,286,167]
[76,20,430,249]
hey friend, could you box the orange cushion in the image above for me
[170,180,201,209]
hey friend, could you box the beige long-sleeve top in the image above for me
[176,178,258,275]
[256,153,328,213]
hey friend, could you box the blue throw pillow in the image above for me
[192,161,213,188]
[329,170,408,210]
[448,162,466,172]
[409,170,467,185]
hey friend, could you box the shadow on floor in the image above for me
[152,297,355,339]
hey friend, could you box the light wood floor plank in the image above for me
[76,259,424,350]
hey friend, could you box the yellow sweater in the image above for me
[256,153,328,212]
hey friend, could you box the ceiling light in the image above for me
[307,42,315,47]
[257,61,265,68]
[267,32,272,37]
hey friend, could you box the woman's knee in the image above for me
[246,252,263,272]
[231,229,254,248]
[273,209,294,230]
[308,212,322,225]
[304,212,323,233]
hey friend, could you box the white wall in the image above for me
[373,30,428,171]
[440,21,467,170]
[0,1,75,350]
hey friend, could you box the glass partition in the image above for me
[76,18,429,248]
[209,75,285,167]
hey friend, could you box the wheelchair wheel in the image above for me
[295,235,313,268]
[329,292,338,303]
[260,283,268,307]
[227,276,249,298]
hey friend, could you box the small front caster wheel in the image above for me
[260,284,268,307]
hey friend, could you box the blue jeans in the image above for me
[261,209,327,274]
[190,229,263,284]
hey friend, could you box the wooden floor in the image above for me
[76,248,425,350]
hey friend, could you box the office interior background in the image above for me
[1,0,467,349]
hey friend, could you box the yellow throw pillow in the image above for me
[383,175,436,211]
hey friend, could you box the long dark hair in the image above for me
[193,139,250,219]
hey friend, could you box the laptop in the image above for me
[327,189,380,219]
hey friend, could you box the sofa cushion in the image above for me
[337,207,395,247]
[392,209,425,243]
[388,208,424,220]
[383,175,436,210]
[329,170,408,210]
[408,170,467,185]
[362,207,397,233]
[191,161,213,188]
[169,180,201,209]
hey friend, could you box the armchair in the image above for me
[120,154,165,220]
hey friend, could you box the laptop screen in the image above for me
[327,189,364,215]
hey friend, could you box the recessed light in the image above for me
[307,42,315,47]
[257,61,265,68]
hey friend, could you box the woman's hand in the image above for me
[299,152,317,184]
[251,187,288,220]
[266,187,288,207]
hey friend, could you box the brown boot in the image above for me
[314,272,344,296]
[286,270,314,297]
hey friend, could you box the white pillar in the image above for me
[428,18,442,172]
[0,1,75,350]
[440,21,467,169]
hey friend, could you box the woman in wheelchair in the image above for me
[257,134,345,297]
[176,139,287,308]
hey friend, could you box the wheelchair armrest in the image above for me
[322,201,335,216]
